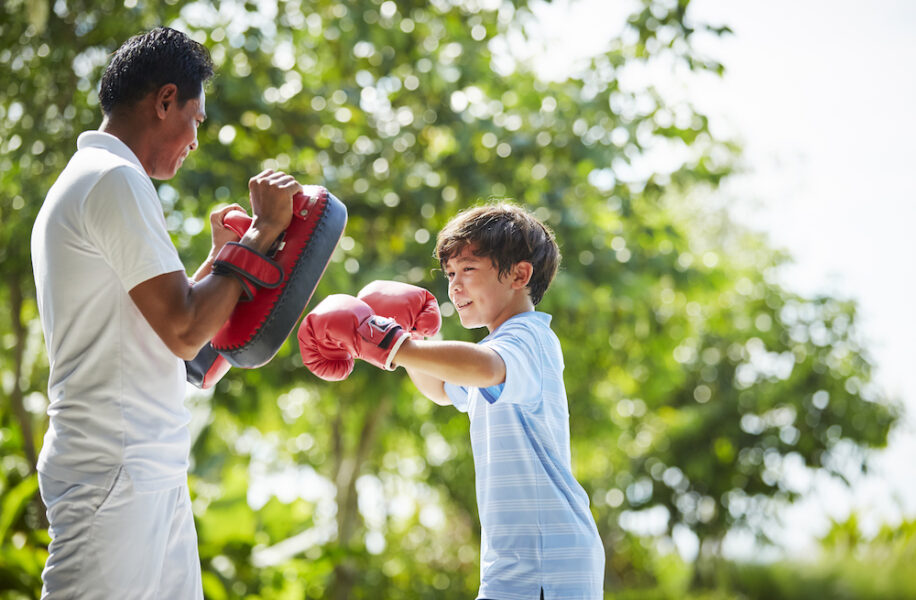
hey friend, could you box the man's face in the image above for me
[150,87,206,180]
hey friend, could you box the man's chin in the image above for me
[150,166,180,181]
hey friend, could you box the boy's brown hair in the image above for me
[435,202,561,305]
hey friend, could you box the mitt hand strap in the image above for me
[212,242,284,301]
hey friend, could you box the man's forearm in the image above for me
[130,269,245,360]
[191,252,217,282]
[191,218,281,282]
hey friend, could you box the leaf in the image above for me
[0,474,38,542]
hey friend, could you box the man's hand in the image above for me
[191,203,245,282]
[210,203,245,250]
[247,169,299,242]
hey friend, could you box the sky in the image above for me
[528,0,916,558]
[685,0,916,556]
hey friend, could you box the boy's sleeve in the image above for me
[480,323,542,408]
[443,382,470,412]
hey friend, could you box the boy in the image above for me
[299,203,605,599]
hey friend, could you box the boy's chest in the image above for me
[466,396,532,458]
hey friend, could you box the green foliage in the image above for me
[0,473,45,598]
[709,516,916,600]
[0,0,900,597]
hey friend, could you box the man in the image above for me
[30,27,297,598]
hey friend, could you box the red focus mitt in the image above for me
[185,344,231,389]
[297,294,409,381]
[185,186,347,388]
[357,280,441,339]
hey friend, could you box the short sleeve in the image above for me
[444,382,470,412]
[84,166,184,291]
[481,323,542,407]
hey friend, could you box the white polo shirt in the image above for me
[444,312,605,600]
[31,131,190,492]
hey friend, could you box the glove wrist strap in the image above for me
[212,242,284,301]
[358,315,409,371]
[383,331,409,370]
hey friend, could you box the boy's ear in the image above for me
[511,261,534,290]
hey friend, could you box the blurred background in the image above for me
[1,0,913,598]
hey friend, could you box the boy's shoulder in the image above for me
[486,311,560,354]
[491,311,553,336]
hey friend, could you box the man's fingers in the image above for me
[217,203,245,214]
[258,171,302,197]
[210,203,245,225]
[249,169,276,189]
[265,171,297,187]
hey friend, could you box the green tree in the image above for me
[0,0,898,598]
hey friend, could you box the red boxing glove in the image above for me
[357,280,441,339]
[297,294,409,381]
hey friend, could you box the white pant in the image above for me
[39,467,203,600]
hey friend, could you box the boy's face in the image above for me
[444,245,532,332]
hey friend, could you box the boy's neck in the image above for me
[487,294,535,333]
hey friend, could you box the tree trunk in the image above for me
[331,393,392,600]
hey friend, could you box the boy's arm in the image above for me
[394,338,506,390]
[403,367,452,406]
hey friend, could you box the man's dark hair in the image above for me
[435,202,561,306]
[99,27,213,115]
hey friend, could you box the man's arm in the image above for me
[394,338,506,393]
[130,170,298,360]
[129,270,247,360]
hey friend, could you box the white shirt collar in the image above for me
[77,130,146,173]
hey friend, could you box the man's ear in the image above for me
[154,83,179,119]
[511,261,533,289]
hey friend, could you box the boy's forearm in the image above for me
[394,339,506,389]
[404,367,451,406]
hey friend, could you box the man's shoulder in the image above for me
[42,146,145,218]
[55,148,146,202]
[72,131,148,183]
[74,148,144,180]
[72,154,155,208]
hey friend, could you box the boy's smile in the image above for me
[444,245,534,332]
